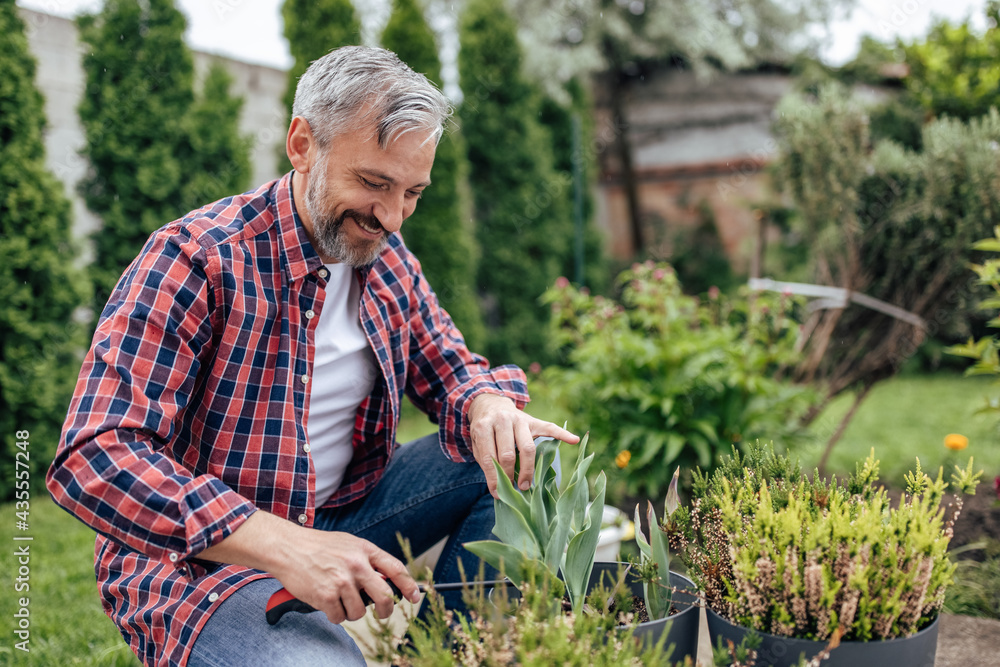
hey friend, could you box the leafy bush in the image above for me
[539,262,817,501]
[947,225,1000,415]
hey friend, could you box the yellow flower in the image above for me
[615,450,631,468]
[944,433,969,451]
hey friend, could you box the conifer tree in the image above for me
[77,0,251,315]
[537,79,607,292]
[459,0,573,366]
[381,0,484,351]
[0,0,89,498]
[278,0,361,173]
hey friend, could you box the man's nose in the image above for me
[374,194,405,233]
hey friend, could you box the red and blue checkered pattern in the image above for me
[46,173,528,666]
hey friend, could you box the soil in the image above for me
[948,487,1000,561]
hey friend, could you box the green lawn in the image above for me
[0,497,141,667]
[796,373,1000,483]
[6,372,997,664]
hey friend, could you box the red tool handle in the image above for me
[265,577,404,625]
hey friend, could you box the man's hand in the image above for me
[199,511,419,623]
[468,393,580,496]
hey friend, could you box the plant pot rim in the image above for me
[705,604,942,646]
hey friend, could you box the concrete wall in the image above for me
[19,7,288,262]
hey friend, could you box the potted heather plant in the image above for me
[464,435,700,663]
[673,442,982,667]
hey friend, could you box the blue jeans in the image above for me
[188,433,496,666]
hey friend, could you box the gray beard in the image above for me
[304,159,389,267]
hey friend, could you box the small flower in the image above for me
[993,475,999,499]
[554,276,570,289]
[615,450,631,468]
[528,362,541,375]
[653,268,665,280]
[944,433,969,451]
[708,286,720,299]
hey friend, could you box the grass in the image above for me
[795,373,1000,483]
[8,372,998,663]
[0,496,141,667]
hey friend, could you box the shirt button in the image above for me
[168,553,179,563]
[318,268,328,279]
[305,309,315,319]
[303,443,311,453]
[301,374,309,384]
[208,592,220,602]
[297,513,308,524]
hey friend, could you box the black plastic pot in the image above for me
[706,606,940,667]
[590,562,700,665]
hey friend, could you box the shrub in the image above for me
[458,0,574,367]
[381,0,485,351]
[77,0,251,314]
[0,1,90,499]
[539,262,817,501]
[675,442,982,641]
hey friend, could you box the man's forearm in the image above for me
[199,510,300,573]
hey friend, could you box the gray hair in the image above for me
[292,45,453,149]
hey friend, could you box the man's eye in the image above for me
[408,191,423,199]
[362,178,384,190]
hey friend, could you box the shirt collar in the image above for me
[274,171,324,283]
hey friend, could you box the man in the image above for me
[47,46,578,667]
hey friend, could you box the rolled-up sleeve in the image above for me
[47,227,256,578]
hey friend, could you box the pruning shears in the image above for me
[265,577,515,625]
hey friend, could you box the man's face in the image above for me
[303,124,436,267]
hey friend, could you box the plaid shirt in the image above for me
[46,173,528,667]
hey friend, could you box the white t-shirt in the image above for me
[306,262,378,506]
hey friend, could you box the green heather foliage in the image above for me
[902,1,1000,121]
[278,0,361,173]
[464,435,606,615]
[77,0,251,315]
[676,443,982,642]
[369,561,672,666]
[381,0,484,351]
[458,0,574,367]
[541,262,817,501]
[0,1,90,500]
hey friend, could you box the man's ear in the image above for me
[286,117,317,173]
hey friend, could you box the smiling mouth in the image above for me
[353,215,384,237]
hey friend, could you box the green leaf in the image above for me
[493,457,532,520]
[463,540,529,584]
[633,503,651,559]
[493,495,540,559]
[563,472,606,614]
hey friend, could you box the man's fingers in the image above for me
[370,548,420,605]
[515,421,536,491]
[338,587,368,622]
[494,422,517,489]
[531,419,580,445]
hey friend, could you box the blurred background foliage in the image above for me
[0,0,90,500]
[77,0,252,317]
